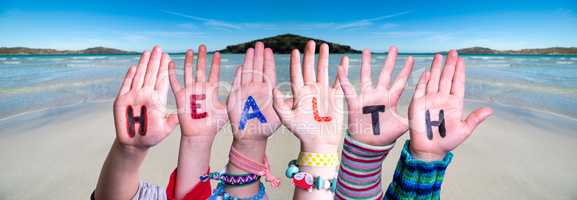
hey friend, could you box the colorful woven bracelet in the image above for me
[285,160,337,192]
[209,181,266,200]
[297,152,339,167]
[384,140,453,199]
[200,171,261,187]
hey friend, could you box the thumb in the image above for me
[273,87,294,120]
[166,113,179,129]
[464,107,493,133]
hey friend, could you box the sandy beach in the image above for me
[0,100,576,200]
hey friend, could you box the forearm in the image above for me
[335,134,394,199]
[292,143,338,200]
[94,139,147,200]
[224,139,268,198]
[175,135,214,200]
[384,140,453,200]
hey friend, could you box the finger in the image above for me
[208,52,221,84]
[439,50,458,95]
[155,53,170,93]
[118,66,137,95]
[389,56,414,103]
[290,49,303,94]
[334,55,349,88]
[166,113,179,130]
[451,58,466,97]
[464,107,493,134]
[196,45,207,82]
[241,48,254,85]
[317,43,329,86]
[413,70,430,99]
[273,87,295,120]
[426,54,443,94]
[337,56,358,103]
[132,50,151,89]
[168,61,182,92]
[184,49,194,86]
[232,65,242,89]
[303,40,316,85]
[377,46,398,89]
[144,45,162,88]
[360,49,372,91]
[253,42,265,82]
[264,48,276,84]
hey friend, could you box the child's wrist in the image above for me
[181,134,215,144]
[300,142,339,154]
[409,145,447,161]
[113,140,148,157]
[228,139,268,168]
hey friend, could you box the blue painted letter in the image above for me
[239,96,267,130]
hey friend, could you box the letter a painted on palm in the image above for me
[239,96,267,130]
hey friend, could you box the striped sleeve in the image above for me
[384,140,453,200]
[335,134,395,200]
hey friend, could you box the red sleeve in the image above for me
[166,168,212,200]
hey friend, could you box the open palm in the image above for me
[273,41,344,149]
[227,42,281,139]
[169,45,227,139]
[338,46,414,146]
[113,46,178,149]
[409,50,493,161]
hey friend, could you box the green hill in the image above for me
[219,33,361,54]
[455,47,577,55]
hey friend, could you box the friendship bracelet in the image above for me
[209,181,266,200]
[335,133,395,200]
[297,152,339,167]
[229,146,281,188]
[285,160,337,192]
[384,140,453,199]
[200,170,261,186]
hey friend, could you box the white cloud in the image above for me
[380,23,399,29]
[162,10,241,30]
[334,11,410,30]
[162,10,410,31]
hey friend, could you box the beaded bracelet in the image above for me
[209,181,266,200]
[200,170,261,187]
[285,160,337,192]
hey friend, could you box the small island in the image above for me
[454,47,577,55]
[219,33,361,54]
[0,47,137,55]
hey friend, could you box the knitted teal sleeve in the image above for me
[384,140,453,200]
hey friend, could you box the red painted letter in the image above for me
[191,94,208,119]
[312,97,332,122]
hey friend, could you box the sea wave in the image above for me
[0,78,116,95]
[1,61,21,65]
[556,61,575,65]
[467,78,577,96]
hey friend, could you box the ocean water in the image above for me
[0,53,576,121]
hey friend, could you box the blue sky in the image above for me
[0,0,576,52]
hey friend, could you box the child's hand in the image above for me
[169,45,227,141]
[227,42,281,140]
[113,46,178,150]
[273,41,344,153]
[408,50,492,161]
[337,47,414,146]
